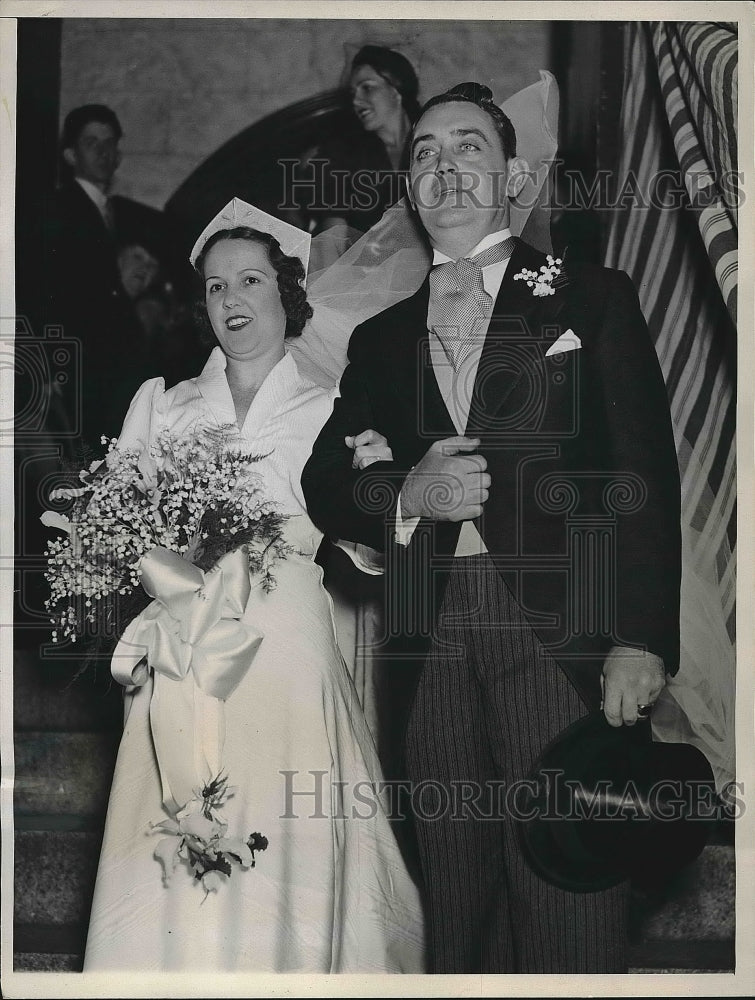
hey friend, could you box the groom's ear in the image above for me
[506,157,530,201]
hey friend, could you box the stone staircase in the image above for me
[13,639,122,972]
[11,639,736,974]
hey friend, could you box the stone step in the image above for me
[628,844,735,948]
[628,938,735,973]
[14,731,119,818]
[14,920,87,957]
[14,646,124,733]
[12,949,82,972]
[14,830,103,927]
[12,921,86,970]
[13,826,734,955]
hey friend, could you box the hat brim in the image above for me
[517,712,716,893]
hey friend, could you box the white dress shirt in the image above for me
[396,228,514,554]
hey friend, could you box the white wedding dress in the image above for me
[83,347,425,973]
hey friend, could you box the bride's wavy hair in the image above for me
[193,227,313,343]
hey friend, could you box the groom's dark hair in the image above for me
[414,82,517,161]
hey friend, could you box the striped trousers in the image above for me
[404,553,628,973]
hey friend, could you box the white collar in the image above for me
[432,228,513,266]
[195,346,312,433]
[74,177,109,213]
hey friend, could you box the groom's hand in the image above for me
[601,645,666,727]
[400,436,490,521]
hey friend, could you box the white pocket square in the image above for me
[545,329,582,357]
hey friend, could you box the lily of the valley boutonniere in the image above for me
[513,255,564,297]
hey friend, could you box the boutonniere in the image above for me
[513,255,565,297]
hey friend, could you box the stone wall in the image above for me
[59,17,552,209]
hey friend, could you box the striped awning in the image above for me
[605,21,736,792]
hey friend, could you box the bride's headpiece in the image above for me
[189,197,312,278]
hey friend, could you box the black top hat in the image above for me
[516,712,718,893]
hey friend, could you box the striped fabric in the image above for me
[652,22,738,323]
[604,22,736,787]
[404,555,628,973]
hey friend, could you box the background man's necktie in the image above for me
[428,237,516,369]
[102,197,115,233]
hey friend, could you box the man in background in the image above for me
[44,104,171,451]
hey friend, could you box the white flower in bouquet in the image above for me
[41,425,291,647]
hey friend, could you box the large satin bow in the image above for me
[112,546,262,700]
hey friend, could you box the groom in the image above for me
[301,83,681,973]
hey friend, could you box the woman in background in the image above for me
[300,44,420,234]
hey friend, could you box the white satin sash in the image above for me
[112,546,262,811]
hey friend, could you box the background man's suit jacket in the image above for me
[45,179,170,323]
[303,237,682,710]
[37,180,168,448]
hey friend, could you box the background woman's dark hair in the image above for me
[416,82,517,161]
[351,45,421,122]
[193,227,313,344]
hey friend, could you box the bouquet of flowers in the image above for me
[42,424,290,654]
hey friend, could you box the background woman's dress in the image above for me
[83,347,425,972]
[303,126,406,235]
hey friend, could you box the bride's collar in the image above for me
[195,346,311,430]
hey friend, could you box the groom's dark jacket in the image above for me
[301,238,681,710]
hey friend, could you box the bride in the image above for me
[82,199,425,973]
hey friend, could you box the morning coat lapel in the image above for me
[465,238,565,437]
[68,180,112,240]
[397,277,458,442]
[391,277,464,564]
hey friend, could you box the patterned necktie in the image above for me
[428,237,516,369]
